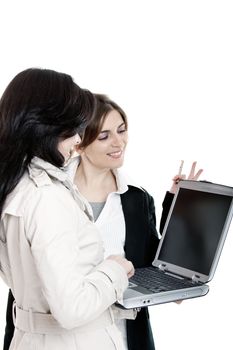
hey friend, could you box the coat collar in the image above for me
[2,157,86,219]
[28,157,70,186]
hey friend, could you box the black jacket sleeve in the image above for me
[3,289,15,350]
[159,191,175,234]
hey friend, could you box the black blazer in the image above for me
[121,186,174,350]
[3,186,174,350]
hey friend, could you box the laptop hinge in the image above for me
[191,274,201,283]
[158,263,167,272]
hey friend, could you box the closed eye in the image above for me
[118,128,127,134]
[97,123,127,141]
[98,131,109,140]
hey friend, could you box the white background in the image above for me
[0,1,232,349]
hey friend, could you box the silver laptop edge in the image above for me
[118,285,209,309]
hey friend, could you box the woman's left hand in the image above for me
[170,161,203,194]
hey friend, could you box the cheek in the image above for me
[90,142,109,154]
[64,140,73,152]
[58,140,74,157]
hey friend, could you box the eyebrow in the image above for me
[99,122,126,134]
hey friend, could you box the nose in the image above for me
[111,133,123,147]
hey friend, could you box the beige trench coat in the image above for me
[0,157,135,350]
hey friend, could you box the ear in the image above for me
[75,144,84,155]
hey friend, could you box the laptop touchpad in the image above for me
[124,283,152,298]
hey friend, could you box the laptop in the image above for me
[117,180,233,309]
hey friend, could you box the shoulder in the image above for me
[120,186,155,216]
[2,173,39,218]
[2,171,73,219]
[121,185,153,201]
[116,169,155,205]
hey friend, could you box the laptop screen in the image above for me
[157,188,232,276]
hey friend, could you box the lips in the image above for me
[107,150,123,158]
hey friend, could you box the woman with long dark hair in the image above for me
[0,68,134,350]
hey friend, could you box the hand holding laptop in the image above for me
[107,255,135,279]
[170,160,203,194]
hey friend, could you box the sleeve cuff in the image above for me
[95,260,129,301]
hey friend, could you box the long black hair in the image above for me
[0,68,95,216]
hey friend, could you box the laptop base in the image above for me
[117,284,209,309]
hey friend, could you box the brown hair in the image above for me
[78,93,128,148]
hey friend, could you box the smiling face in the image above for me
[79,109,128,170]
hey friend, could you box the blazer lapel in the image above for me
[121,187,147,267]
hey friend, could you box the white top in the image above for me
[66,157,142,349]
[65,157,141,258]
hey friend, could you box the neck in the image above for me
[75,158,117,202]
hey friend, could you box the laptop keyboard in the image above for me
[129,267,197,293]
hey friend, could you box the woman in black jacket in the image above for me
[3,92,202,350]
[121,186,174,350]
